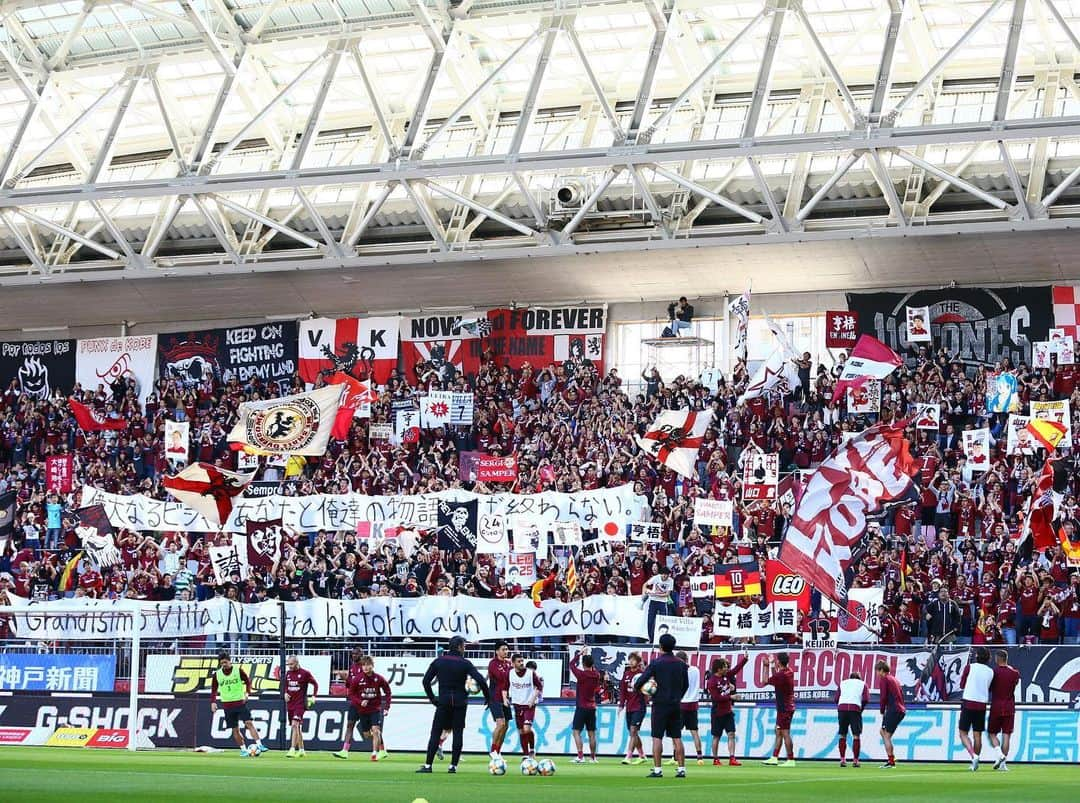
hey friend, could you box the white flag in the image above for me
[227,384,343,456]
[738,348,799,404]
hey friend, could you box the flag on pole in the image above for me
[228,384,343,456]
[566,556,579,596]
[1018,459,1067,552]
[636,409,714,478]
[778,420,919,604]
[899,547,910,592]
[58,551,84,592]
[830,335,903,402]
[163,463,256,526]
[530,570,558,608]
[1026,418,1068,451]
[69,398,128,431]
[729,290,750,363]
[459,317,492,337]
[1060,527,1080,567]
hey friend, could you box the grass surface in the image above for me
[0,748,1076,802]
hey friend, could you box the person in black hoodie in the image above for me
[634,633,690,778]
[417,635,490,774]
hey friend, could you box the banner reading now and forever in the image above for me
[1,594,648,642]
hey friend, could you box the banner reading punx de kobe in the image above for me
[846,286,1052,370]
[75,335,157,404]
[81,483,647,533]
[0,593,647,642]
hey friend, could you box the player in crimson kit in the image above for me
[569,648,602,763]
[761,652,796,766]
[618,653,647,765]
[487,640,512,758]
[988,649,1021,772]
[284,655,319,757]
[707,651,748,765]
[334,656,392,760]
[876,661,906,768]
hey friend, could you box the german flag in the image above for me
[1060,527,1080,567]
[1026,418,1067,451]
[714,562,762,598]
[58,551,83,593]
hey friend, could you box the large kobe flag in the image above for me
[227,384,343,456]
[778,420,918,603]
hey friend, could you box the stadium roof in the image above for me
[1,0,1080,298]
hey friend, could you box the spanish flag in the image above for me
[714,562,762,599]
[1026,418,1067,451]
[899,548,910,592]
[58,551,83,592]
[531,570,557,608]
[566,556,579,596]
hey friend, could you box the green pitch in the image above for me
[1,748,1076,802]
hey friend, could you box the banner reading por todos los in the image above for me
[0,339,76,399]
[80,484,646,533]
[2,594,649,642]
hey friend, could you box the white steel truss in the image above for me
[2,0,1080,284]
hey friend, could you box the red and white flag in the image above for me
[328,372,376,439]
[164,463,256,527]
[1018,458,1066,552]
[830,335,903,402]
[1052,285,1080,340]
[778,420,919,604]
[636,409,714,478]
[298,316,399,385]
[69,398,128,431]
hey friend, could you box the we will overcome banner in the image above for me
[1,594,648,642]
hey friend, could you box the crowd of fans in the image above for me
[1,332,1078,646]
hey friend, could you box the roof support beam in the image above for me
[640,9,766,143]
[746,156,788,232]
[651,164,766,225]
[342,183,395,249]
[0,210,47,273]
[179,0,238,76]
[11,208,120,260]
[414,30,541,158]
[6,79,126,187]
[795,152,860,223]
[888,0,1008,123]
[894,148,1011,210]
[423,179,538,237]
[868,149,907,227]
[626,0,674,142]
[403,180,449,251]
[507,21,561,157]
[791,0,862,124]
[869,0,905,123]
[88,67,143,183]
[349,42,396,151]
[46,1,95,71]
[212,194,321,249]
[564,26,624,140]
[742,4,787,139]
[191,195,241,264]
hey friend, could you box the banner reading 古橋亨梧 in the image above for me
[1,593,648,642]
[846,287,1052,370]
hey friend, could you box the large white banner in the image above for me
[76,335,157,404]
[2,593,649,642]
[81,484,646,534]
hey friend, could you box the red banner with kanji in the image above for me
[46,454,74,494]
[825,310,859,348]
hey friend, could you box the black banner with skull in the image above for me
[158,323,298,389]
[0,339,76,399]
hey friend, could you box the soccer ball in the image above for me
[466,676,480,694]
[520,757,539,776]
[641,678,658,697]
[537,758,556,776]
[488,756,507,775]
[246,744,260,757]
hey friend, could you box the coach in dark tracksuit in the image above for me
[634,633,690,778]
[417,635,490,774]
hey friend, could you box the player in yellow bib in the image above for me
[211,652,267,756]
